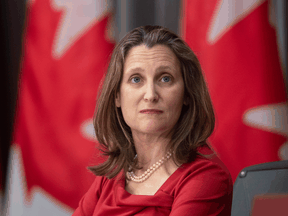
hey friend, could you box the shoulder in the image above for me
[88,175,109,192]
[169,156,233,215]
[72,175,112,216]
[183,155,231,178]
[175,156,233,195]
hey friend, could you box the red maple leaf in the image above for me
[184,0,287,181]
[14,0,114,208]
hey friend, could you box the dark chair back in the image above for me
[231,160,288,216]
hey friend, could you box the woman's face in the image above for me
[116,44,185,137]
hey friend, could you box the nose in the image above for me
[143,83,159,102]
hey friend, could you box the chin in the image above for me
[139,125,170,134]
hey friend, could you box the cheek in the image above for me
[120,106,134,129]
[119,87,132,107]
[119,92,138,122]
[167,101,183,117]
[120,92,138,109]
[167,87,185,111]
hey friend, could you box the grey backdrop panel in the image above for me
[114,0,181,41]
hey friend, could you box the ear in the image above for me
[115,92,121,107]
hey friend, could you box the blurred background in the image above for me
[0,0,287,215]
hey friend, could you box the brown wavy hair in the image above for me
[89,25,215,179]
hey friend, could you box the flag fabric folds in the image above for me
[8,0,114,214]
[183,0,287,181]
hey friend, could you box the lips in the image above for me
[140,109,163,114]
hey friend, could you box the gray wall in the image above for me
[113,0,287,93]
[114,0,181,41]
[272,0,287,93]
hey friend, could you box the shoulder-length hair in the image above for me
[89,25,215,179]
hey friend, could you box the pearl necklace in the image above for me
[126,151,172,183]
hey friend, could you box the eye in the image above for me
[131,76,141,83]
[161,76,171,83]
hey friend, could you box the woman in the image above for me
[73,25,233,216]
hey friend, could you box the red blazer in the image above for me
[73,156,233,216]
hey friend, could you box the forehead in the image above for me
[123,44,180,72]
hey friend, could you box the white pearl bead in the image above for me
[127,150,172,183]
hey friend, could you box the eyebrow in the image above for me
[156,65,175,72]
[126,65,176,75]
[126,67,145,74]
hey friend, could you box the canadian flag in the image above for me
[183,0,287,181]
[6,0,114,215]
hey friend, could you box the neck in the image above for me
[132,131,172,170]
